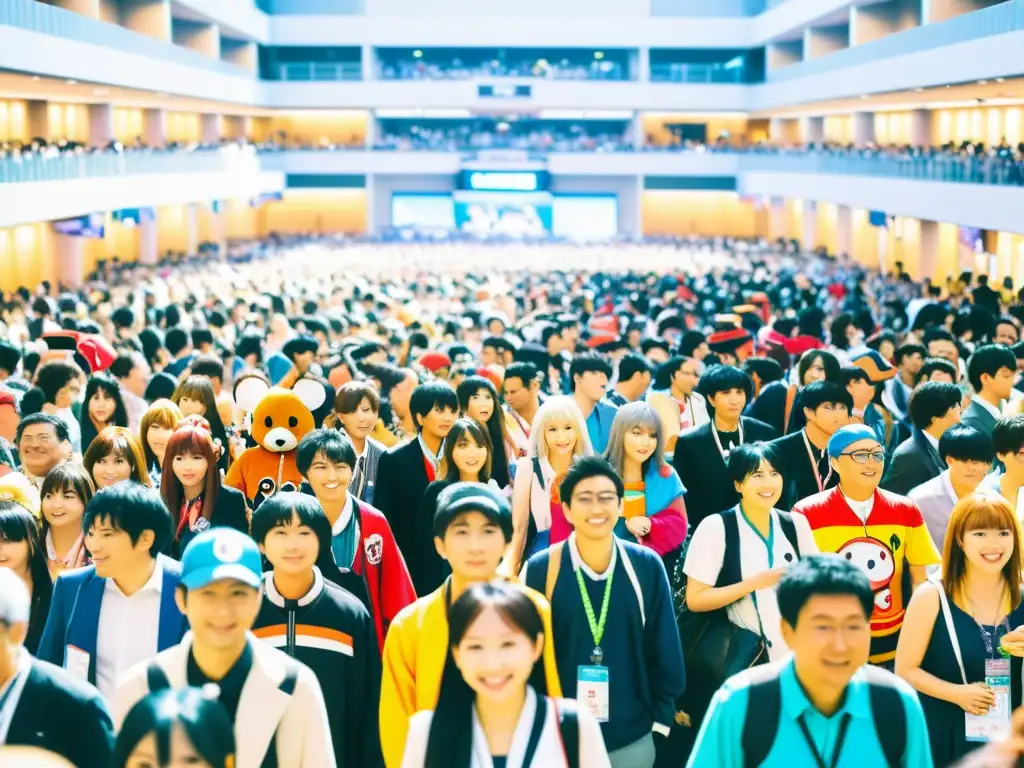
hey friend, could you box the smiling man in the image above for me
[687,555,932,768]
[15,414,72,490]
[793,425,941,667]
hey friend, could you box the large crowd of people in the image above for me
[5,236,1024,767]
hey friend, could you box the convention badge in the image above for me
[65,644,90,681]
[577,665,610,723]
[966,658,1011,743]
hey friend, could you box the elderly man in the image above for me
[0,568,114,764]
[15,414,72,490]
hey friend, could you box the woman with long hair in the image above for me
[896,492,1024,767]
[508,396,593,573]
[40,461,94,577]
[415,418,502,595]
[402,581,609,768]
[139,399,184,488]
[172,375,231,472]
[160,415,248,558]
[457,375,512,489]
[602,402,688,563]
[78,373,129,458]
[83,426,151,489]
[0,473,52,654]
[112,687,235,768]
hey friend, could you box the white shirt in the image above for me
[95,559,163,701]
[568,530,617,581]
[844,494,875,523]
[922,430,940,453]
[683,509,819,661]
[972,395,1003,421]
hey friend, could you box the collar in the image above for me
[939,470,959,505]
[780,657,872,722]
[567,531,618,581]
[105,558,163,597]
[262,566,324,608]
[331,493,357,536]
[922,429,940,452]
[0,647,31,700]
[973,395,1003,420]
[418,434,441,468]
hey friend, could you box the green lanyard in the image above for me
[575,561,615,666]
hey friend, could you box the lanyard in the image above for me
[711,420,743,461]
[796,712,851,768]
[802,430,830,493]
[575,562,615,665]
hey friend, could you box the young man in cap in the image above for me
[793,425,940,667]
[706,328,753,367]
[881,381,963,495]
[113,527,335,768]
[379,482,562,768]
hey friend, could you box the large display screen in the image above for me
[454,191,552,238]
[53,213,105,238]
[552,195,619,242]
[391,193,456,230]
[458,171,549,192]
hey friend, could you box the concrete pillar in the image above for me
[837,205,853,258]
[910,108,933,147]
[87,104,114,148]
[361,44,374,80]
[26,100,50,141]
[200,113,221,145]
[801,116,825,146]
[139,216,158,265]
[920,219,939,280]
[119,0,171,42]
[623,176,642,239]
[852,111,876,148]
[366,176,377,235]
[768,197,787,240]
[142,108,166,148]
[52,0,101,18]
[632,114,644,149]
[802,201,818,251]
[171,21,220,59]
[51,229,85,289]
[637,47,650,82]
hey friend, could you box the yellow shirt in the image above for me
[379,579,563,767]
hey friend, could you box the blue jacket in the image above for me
[37,555,188,686]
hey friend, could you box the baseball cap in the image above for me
[180,528,262,590]
[433,482,513,539]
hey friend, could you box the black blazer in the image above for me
[770,430,840,511]
[672,417,777,531]
[414,480,455,596]
[7,657,115,768]
[374,438,431,562]
[173,485,250,557]
[880,428,946,496]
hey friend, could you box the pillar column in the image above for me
[632,114,644,149]
[852,111,876,148]
[802,201,818,251]
[768,197,787,240]
[637,47,650,82]
[366,176,377,235]
[139,215,158,265]
[920,219,939,281]
[910,108,933,147]
[361,44,374,80]
[801,116,825,146]
[51,229,85,289]
[142,108,166,148]
[87,104,114,148]
[26,100,50,141]
[200,113,221,145]
[836,204,853,259]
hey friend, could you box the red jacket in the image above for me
[351,499,417,652]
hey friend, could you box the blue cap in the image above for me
[180,528,262,590]
[827,424,882,458]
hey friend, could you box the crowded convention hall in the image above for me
[6,1,1024,767]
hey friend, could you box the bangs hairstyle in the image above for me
[695,365,753,410]
[440,418,494,484]
[296,428,357,476]
[139,399,184,469]
[409,381,459,432]
[113,687,235,768]
[728,441,782,488]
[161,417,221,538]
[604,402,666,476]
[942,493,1023,608]
[40,461,95,532]
[797,350,842,386]
[333,380,381,416]
[83,426,152,487]
[425,582,548,768]
[172,376,229,457]
[0,501,51,646]
[456,376,511,487]
[79,373,130,456]
[527,396,594,461]
[249,492,347,586]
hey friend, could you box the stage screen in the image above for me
[454,191,553,238]
[391,193,456,230]
[552,195,619,241]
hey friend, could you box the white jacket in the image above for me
[112,632,336,768]
[401,688,610,768]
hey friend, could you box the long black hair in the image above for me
[0,501,53,654]
[424,582,547,768]
[78,373,129,456]
[440,418,494,484]
[112,687,235,768]
[456,376,511,488]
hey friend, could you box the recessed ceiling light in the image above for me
[978,79,988,84]
[31,75,41,82]
[945,84,951,88]
[860,94,869,99]
[996,77,1005,83]
[914,87,924,93]
[66,79,77,85]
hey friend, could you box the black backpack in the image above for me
[146,660,298,768]
[740,663,907,767]
[523,456,546,556]
[524,695,580,768]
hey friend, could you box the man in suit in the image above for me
[37,482,186,700]
[963,344,1017,438]
[881,381,964,496]
[373,380,458,570]
[113,528,335,768]
[673,365,776,531]
[0,568,114,765]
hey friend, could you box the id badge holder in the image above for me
[65,644,91,682]
[966,658,1011,743]
[577,665,610,723]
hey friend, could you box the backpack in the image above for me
[146,660,299,768]
[523,456,545,556]
[740,663,907,768]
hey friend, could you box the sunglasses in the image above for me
[840,450,886,465]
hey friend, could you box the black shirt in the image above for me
[186,641,254,723]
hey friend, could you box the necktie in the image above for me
[355,455,365,497]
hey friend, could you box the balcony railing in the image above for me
[0,0,253,78]
[650,62,747,83]
[0,149,262,185]
[272,62,364,81]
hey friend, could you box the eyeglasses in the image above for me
[840,450,886,464]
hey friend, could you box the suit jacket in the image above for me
[6,655,115,768]
[907,470,957,551]
[36,554,188,686]
[962,398,999,437]
[672,417,776,531]
[352,436,385,505]
[173,484,250,558]
[880,428,947,496]
[113,633,336,768]
[769,430,839,511]
[373,438,431,562]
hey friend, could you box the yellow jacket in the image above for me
[379,580,563,768]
